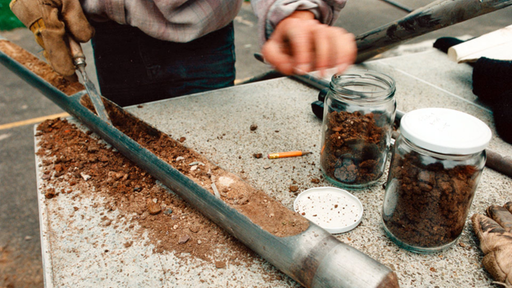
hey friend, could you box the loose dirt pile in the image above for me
[35,103,308,270]
[6,38,309,281]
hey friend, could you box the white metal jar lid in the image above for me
[293,187,363,234]
[400,108,492,155]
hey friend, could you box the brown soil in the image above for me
[0,40,83,96]
[36,117,251,268]
[383,152,479,248]
[35,115,299,275]
[320,110,390,184]
[34,86,309,275]
[82,95,309,238]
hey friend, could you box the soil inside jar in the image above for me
[382,152,479,248]
[320,110,389,185]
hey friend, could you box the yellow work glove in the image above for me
[472,202,512,287]
[10,0,94,77]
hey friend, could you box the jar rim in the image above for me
[329,70,396,102]
[399,134,485,159]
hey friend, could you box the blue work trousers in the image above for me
[90,21,236,107]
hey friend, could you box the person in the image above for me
[10,0,356,106]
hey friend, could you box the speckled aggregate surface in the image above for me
[37,49,512,287]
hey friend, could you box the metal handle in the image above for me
[355,0,512,63]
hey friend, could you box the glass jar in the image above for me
[320,70,396,189]
[382,108,492,253]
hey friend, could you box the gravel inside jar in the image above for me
[320,110,390,185]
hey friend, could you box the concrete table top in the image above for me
[35,48,512,287]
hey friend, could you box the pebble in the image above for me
[147,201,162,215]
[178,235,190,244]
[189,225,200,233]
[80,172,91,181]
[101,219,112,227]
[237,196,249,205]
[45,189,56,199]
[215,261,226,269]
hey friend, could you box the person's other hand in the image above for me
[262,11,356,76]
[10,0,94,77]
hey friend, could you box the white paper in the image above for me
[448,25,512,63]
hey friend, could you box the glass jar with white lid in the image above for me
[382,108,492,253]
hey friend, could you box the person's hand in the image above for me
[261,11,356,76]
[471,202,512,287]
[10,0,94,77]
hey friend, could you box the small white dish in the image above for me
[293,187,363,234]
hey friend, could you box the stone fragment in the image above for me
[178,234,190,244]
[147,200,162,215]
[45,189,56,199]
[215,261,226,268]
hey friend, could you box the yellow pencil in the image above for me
[267,151,312,159]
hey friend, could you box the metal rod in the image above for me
[254,52,332,90]
[380,0,413,13]
[356,0,512,63]
[0,39,398,288]
[68,37,112,124]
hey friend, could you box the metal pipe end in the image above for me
[309,235,400,288]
